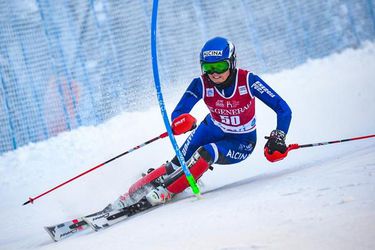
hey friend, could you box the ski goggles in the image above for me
[201,60,230,74]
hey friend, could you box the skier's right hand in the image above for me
[172,113,197,135]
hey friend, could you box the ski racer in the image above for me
[119,36,292,211]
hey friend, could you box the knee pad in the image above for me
[165,147,212,194]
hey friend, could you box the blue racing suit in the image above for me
[171,69,292,165]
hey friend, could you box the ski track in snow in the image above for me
[1,43,375,250]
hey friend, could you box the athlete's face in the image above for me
[208,70,230,84]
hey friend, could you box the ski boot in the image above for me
[145,185,173,206]
[142,161,178,188]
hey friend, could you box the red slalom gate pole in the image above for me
[23,132,168,206]
[286,134,375,153]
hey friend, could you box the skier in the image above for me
[118,36,292,211]
[45,37,293,240]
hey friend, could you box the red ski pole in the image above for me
[22,132,168,206]
[286,134,375,153]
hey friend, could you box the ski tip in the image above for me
[44,226,58,242]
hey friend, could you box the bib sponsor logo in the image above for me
[208,102,252,116]
[226,100,240,108]
[239,86,248,95]
[206,88,214,97]
[215,100,225,107]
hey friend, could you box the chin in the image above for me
[209,77,225,84]
[214,80,225,84]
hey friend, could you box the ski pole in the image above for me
[22,132,168,206]
[286,134,375,153]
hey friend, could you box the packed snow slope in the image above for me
[0,43,375,250]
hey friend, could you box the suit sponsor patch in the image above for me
[238,86,248,95]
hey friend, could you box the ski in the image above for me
[83,208,129,231]
[44,202,119,241]
[84,197,153,231]
[44,166,165,241]
[44,207,111,241]
[44,218,88,241]
[44,187,154,241]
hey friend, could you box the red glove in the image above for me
[171,113,197,135]
[264,130,288,162]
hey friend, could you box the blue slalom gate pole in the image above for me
[150,0,200,196]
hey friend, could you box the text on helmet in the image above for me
[203,50,223,58]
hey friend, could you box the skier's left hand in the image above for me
[172,113,197,135]
[264,129,288,162]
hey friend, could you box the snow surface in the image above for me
[1,43,375,250]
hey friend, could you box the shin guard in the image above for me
[165,148,212,194]
[128,164,167,195]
